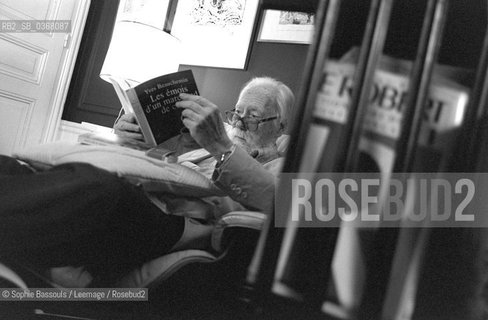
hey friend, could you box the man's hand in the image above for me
[113,113,145,141]
[176,93,233,159]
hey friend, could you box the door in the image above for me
[0,0,89,155]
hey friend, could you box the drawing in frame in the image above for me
[171,0,259,69]
[257,10,315,45]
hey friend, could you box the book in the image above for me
[106,69,200,146]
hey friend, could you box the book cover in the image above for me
[119,69,200,146]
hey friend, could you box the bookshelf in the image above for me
[247,0,488,319]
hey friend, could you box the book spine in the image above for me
[126,88,157,146]
[272,62,354,308]
[107,76,135,114]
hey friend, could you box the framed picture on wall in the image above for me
[171,0,259,70]
[257,10,315,45]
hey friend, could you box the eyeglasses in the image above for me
[225,109,279,132]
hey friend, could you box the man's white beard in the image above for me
[232,136,279,163]
[228,128,280,162]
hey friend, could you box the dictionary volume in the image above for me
[307,52,471,315]
[318,56,471,175]
[107,69,200,146]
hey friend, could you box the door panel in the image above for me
[0,91,34,153]
[0,0,82,155]
[0,34,48,84]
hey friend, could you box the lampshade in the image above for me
[100,20,181,86]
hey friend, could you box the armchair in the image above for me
[0,211,266,289]
[0,136,276,291]
[0,128,284,317]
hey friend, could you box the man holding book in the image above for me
[0,77,294,286]
[114,77,292,165]
[114,76,294,221]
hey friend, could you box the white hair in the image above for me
[239,77,295,130]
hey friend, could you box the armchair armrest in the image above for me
[212,211,267,252]
[0,262,27,288]
[118,211,266,288]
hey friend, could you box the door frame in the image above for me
[42,0,91,143]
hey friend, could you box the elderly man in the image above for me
[0,77,294,286]
[115,77,293,167]
[115,77,294,216]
